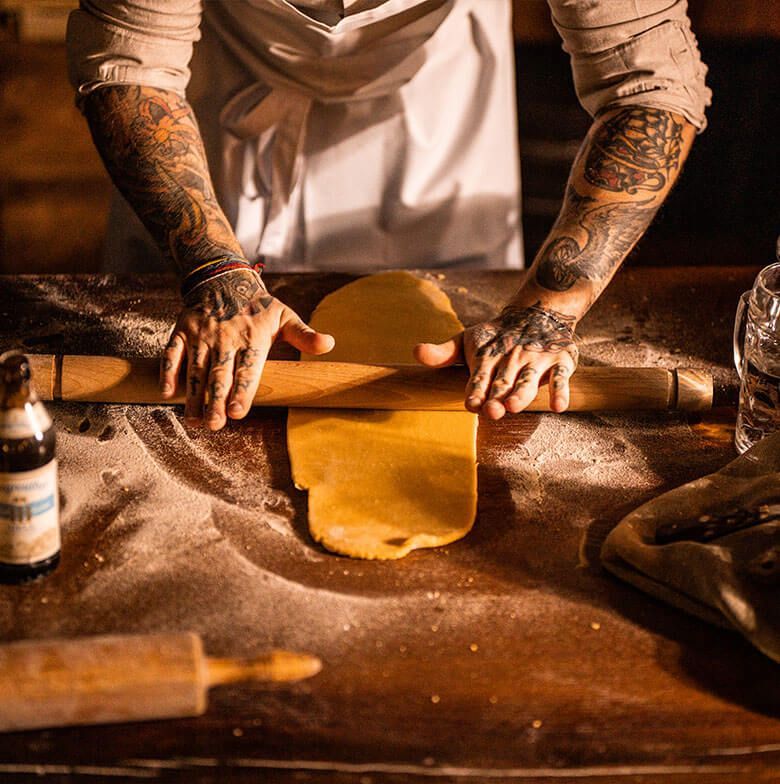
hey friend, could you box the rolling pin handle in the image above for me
[674,369,714,411]
[205,651,322,687]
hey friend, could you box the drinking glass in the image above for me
[733,262,780,453]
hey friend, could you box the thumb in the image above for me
[413,333,463,368]
[281,312,335,356]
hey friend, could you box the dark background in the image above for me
[0,0,778,274]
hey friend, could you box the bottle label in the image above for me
[0,402,52,440]
[0,460,60,565]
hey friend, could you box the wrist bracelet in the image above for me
[180,255,265,299]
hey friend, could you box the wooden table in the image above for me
[0,268,777,783]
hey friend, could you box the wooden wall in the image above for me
[0,42,111,273]
[0,1,778,274]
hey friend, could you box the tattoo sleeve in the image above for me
[82,85,244,273]
[584,107,684,195]
[526,106,694,314]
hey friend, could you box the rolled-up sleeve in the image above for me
[547,0,711,130]
[66,0,203,102]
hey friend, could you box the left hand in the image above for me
[414,301,579,419]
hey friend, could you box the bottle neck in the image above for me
[0,352,36,410]
[0,379,36,411]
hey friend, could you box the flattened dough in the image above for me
[287,271,477,559]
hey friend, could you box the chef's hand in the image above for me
[160,269,335,430]
[414,301,579,419]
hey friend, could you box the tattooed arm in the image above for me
[83,86,333,430]
[416,106,696,418]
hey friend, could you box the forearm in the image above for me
[513,106,696,321]
[83,85,244,274]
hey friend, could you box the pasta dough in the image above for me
[287,271,477,560]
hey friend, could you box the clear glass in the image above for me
[734,262,780,453]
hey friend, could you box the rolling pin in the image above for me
[0,632,321,732]
[26,353,714,412]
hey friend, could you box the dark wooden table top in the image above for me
[0,267,777,783]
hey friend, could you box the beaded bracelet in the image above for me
[180,255,265,299]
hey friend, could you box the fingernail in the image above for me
[228,402,242,415]
[162,383,172,394]
[466,396,481,407]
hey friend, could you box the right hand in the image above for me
[160,269,334,430]
[415,300,579,419]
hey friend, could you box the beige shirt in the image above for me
[67,0,710,273]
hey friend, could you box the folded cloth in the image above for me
[601,432,780,662]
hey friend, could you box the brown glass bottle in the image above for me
[0,352,60,583]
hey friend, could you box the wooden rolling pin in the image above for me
[0,632,321,732]
[26,353,713,412]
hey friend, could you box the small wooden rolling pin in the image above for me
[0,632,321,732]
[26,353,714,411]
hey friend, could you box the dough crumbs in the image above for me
[532,719,543,729]
[431,694,441,704]
[590,622,601,631]
[232,727,244,737]
[469,643,479,652]
[489,695,498,704]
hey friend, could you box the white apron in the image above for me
[104,0,522,273]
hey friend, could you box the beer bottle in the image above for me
[0,351,60,583]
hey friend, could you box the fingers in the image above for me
[502,356,577,416]
[414,334,463,368]
[205,344,236,431]
[479,351,577,419]
[160,332,185,398]
[483,351,527,421]
[504,365,542,415]
[280,309,335,356]
[184,341,210,426]
[549,360,574,413]
[465,357,500,414]
[220,306,332,424]
[228,346,268,420]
